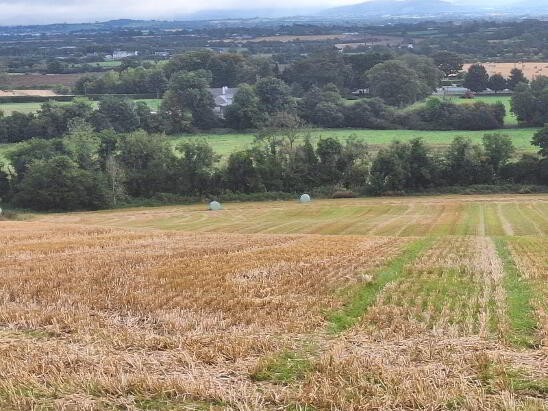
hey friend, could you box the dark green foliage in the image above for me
[224,84,265,130]
[398,54,443,91]
[175,139,220,196]
[298,84,344,128]
[282,49,353,91]
[344,51,394,88]
[444,136,494,186]
[511,76,548,126]
[369,138,439,193]
[342,98,397,129]
[432,51,463,76]
[0,163,10,200]
[94,96,140,133]
[225,151,260,193]
[13,155,108,211]
[117,131,177,197]
[163,70,218,130]
[532,126,548,158]
[255,77,294,115]
[405,98,505,131]
[488,74,507,93]
[365,60,432,106]
[463,64,489,92]
[483,133,515,174]
[507,68,529,90]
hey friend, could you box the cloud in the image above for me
[0,0,364,25]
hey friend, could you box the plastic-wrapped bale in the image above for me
[208,201,222,211]
[300,194,311,203]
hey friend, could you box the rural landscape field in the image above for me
[1,194,547,409]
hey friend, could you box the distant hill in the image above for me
[179,8,319,20]
[320,0,471,18]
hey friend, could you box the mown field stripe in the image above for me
[328,237,433,333]
[494,238,539,348]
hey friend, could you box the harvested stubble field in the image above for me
[1,194,548,409]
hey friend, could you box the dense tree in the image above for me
[398,54,443,91]
[94,96,140,133]
[532,126,548,158]
[224,84,265,130]
[488,74,507,93]
[117,131,176,197]
[364,60,431,106]
[255,77,294,115]
[0,162,11,200]
[163,50,214,78]
[344,51,394,88]
[282,50,353,91]
[482,133,515,174]
[207,53,256,87]
[13,155,108,211]
[225,151,260,193]
[463,64,489,92]
[507,68,529,90]
[7,138,67,181]
[175,139,220,195]
[162,70,217,130]
[369,141,411,194]
[316,137,344,184]
[146,69,168,98]
[369,138,438,193]
[298,84,345,128]
[444,136,493,185]
[343,98,396,129]
[432,51,464,76]
[511,76,548,126]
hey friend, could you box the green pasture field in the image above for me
[0,126,539,164]
[171,127,539,158]
[0,99,162,115]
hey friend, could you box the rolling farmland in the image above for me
[1,194,547,409]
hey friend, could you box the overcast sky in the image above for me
[0,0,521,25]
[0,0,364,25]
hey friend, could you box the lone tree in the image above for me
[488,74,507,93]
[507,68,529,90]
[365,60,430,106]
[464,64,489,92]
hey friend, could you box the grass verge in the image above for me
[328,237,433,333]
[494,238,539,348]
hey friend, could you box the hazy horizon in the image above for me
[0,0,533,26]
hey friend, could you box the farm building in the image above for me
[433,86,471,97]
[209,86,238,117]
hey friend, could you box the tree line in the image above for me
[1,124,547,211]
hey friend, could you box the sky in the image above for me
[0,0,522,25]
[0,0,360,25]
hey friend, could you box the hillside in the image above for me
[320,0,468,18]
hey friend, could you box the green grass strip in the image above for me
[250,351,312,385]
[494,238,539,348]
[328,237,433,333]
